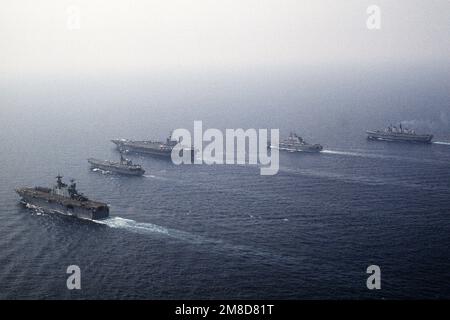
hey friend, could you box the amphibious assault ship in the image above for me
[88,153,145,176]
[16,175,109,220]
[271,132,323,153]
[111,134,195,160]
[366,124,433,143]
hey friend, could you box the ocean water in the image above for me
[0,66,450,299]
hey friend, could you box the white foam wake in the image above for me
[322,149,395,160]
[143,174,173,181]
[94,217,169,235]
[433,141,450,146]
[322,149,447,165]
[92,168,111,175]
[322,149,369,158]
[94,217,211,245]
[94,217,297,266]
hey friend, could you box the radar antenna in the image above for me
[55,174,66,188]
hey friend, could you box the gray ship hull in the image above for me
[273,143,323,153]
[112,139,195,160]
[366,131,433,143]
[88,158,145,176]
[16,188,109,220]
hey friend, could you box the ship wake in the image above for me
[279,167,448,192]
[95,217,298,266]
[92,168,111,175]
[94,217,224,246]
[433,141,450,146]
[322,149,405,161]
[143,174,172,181]
[322,149,447,165]
[322,149,370,158]
[25,203,45,215]
[94,217,170,236]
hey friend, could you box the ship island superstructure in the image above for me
[16,175,109,220]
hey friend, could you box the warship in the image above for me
[88,153,145,176]
[366,124,433,143]
[272,132,323,153]
[16,175,109,220]
[111,133,195,160]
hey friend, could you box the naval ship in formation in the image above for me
[366,124,433,143]
[88,153,145,176]
[112,133,195,160]
[272,132,323,153]
[16,123,439,221]
[16,175,109,220]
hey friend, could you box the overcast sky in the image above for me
[0,0,449,75]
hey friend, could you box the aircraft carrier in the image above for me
[16,175,109,220]
[366,124,433,143]
[111,133,195,160]
[88,153,145,176]
[272,132,323,153]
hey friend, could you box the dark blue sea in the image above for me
[1,65,450,299]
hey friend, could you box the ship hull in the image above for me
[366,131,433,143]
[273,144,323,153]
[112,139,195,161]
[16,189,109,220]
[117,145,172,157]
[88,159,145,176]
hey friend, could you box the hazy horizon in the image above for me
[1,1,449,138]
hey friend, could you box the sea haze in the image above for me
[0,65,450,299]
